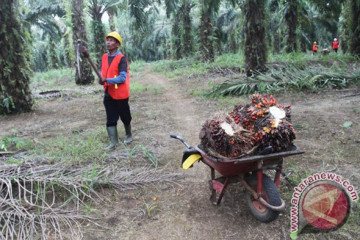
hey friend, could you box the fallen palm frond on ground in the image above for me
[208,64,360,96]
[0,159,180,239]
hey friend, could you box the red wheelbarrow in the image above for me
[170,134,304,223]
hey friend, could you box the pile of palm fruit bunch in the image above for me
[199,94,296,158]
[199,112,256,158]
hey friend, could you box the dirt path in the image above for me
[131,65,209,180]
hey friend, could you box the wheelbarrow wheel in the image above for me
[245,174,281,223]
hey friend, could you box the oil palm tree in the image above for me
[243,0,267,76]
[199,0,216,62]
[349,0,360,56]
[180,0,195,56]
[163,0,194,59]
[284,0,298,52]
[0,0,33,114]
[71,0,95,85]
[172,10,182,59]
[339,0,351,53]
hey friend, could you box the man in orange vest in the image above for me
[312,41,318,55]
[332,38,339,53]
[99,32,132,149]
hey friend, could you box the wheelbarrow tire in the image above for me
[245,174,281,223]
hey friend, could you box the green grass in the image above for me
[131,82,164,94]
[27,128,161,166]
[29,127,109,165]
[216,95,248,110]
[151,53,246,78]
[0,135,29,151]
[129,145,159,167]
[130,60,147,76]
[189,89,205,97]
[151,58,209,78]
[269,51,358,65]
[214,53,244,68]
[30,68,73,91]
[131,82,148,93]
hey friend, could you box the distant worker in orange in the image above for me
[312,41,318,55]
[332,38,339,53]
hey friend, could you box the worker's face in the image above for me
[106,37,120,51]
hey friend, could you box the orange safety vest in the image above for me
[333,41,339,49]
[101,53,130,100]
[312,44,318,51]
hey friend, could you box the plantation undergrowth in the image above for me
[151,52,360,97]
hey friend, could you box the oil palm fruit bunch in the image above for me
[200,94,296,159]
[199,112,255,158]
[229,94,296,154]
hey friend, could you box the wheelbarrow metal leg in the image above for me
[257,160,264,196]
[210,177,229,205]
[209,167,230,205]
[210,167,217,203]
[211,167,215,180]
[274,158,283,187]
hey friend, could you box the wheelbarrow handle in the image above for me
[170,134,192,149]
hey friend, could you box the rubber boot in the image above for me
[124,124,132,144]
[106,126,118,150]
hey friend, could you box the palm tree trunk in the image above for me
[285,0,298,53]
[273,30,281,54]
[339,0,351,53]
[300,35,307,52]
[0,0,33,114]
[350,0,360,56]
[243,0,267,76]
[48,37,61,69]
[199,2,214,62]
[63,30,75,67]
[181,0,194,56]
[71,0,95,85]
[172,13,182,60]
[230,33,238,54]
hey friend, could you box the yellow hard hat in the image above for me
[105,32,122,45]
[314,41,317,44]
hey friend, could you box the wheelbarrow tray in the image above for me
[195,145,304,177]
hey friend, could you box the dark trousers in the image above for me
[104,93,132,127]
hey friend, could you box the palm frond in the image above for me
[23,5,65,24]
[128,0,152,30]
[33,17,63,41]
[164,0,179,17]
[208,64,360,96]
